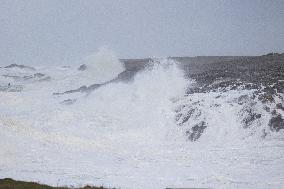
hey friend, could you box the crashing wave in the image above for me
[0,53,284,189]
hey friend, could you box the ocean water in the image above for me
[0,50,284,189]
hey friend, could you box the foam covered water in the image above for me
[0,55,284,189]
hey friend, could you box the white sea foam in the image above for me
[0,56,283,189]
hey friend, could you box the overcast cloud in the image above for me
[0,0,284,65]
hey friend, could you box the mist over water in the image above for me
[0,50,284,188]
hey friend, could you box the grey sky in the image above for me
[0,0,284,65]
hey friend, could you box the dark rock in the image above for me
[0,85,23,92]
[60,99,77,105]
[210,104,221,107]
[117,70,139,82]
[274,82,284,93]
[53,86,85,95]
[237,95,249,105]
[215,95,221,98]
[263,106,270,112]
[23,73,45,80]
[258,93,275,103]
[175,113,183,122]
[85,84,100,92]
[271,110,277,115]
[244,83,259,90]
[276,103,284,111]
[241,108,262,128]
[174,104,186,113]
[78,64,87,71]
[264,52,280,57]
[3,73,49,82]
[180,113,191,125]
[269,114,284,131]
[64,85,87,94]
[34,73,45,77]
[38,76,51,82]
[261,129,268,138]
[178,108,202,126]
[53,84,101,95]
[186,87,205,94]
[4,64,36,71]
[186,121,207,141]
[2,75,22,80]
[180,54,284,96]
[263,87,276,94]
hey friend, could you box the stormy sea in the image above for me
[0,50,284,189]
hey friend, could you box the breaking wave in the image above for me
[0,53,284,189]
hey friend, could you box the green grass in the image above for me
[0,178,109,189]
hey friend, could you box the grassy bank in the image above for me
[0,178,109,189]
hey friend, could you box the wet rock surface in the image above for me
[124,54,284,139]
[78,64,87,71]
[60,99,77,105]
[2,53,283,140]
[2,73,50,81]
[170,53,284,140]
[0,84,23,92]
[242,109,262,128]
[54,59,148,95]
[180,55,284,95]
[53,84,101,95]
[269,114,284,131]
[4,64,36,71]
[0,64,51,93]
[186,121,207,141]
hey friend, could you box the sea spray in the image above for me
[83,47,125,83]
[1,55,284,189]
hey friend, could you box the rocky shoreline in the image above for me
[0,178,110,189]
